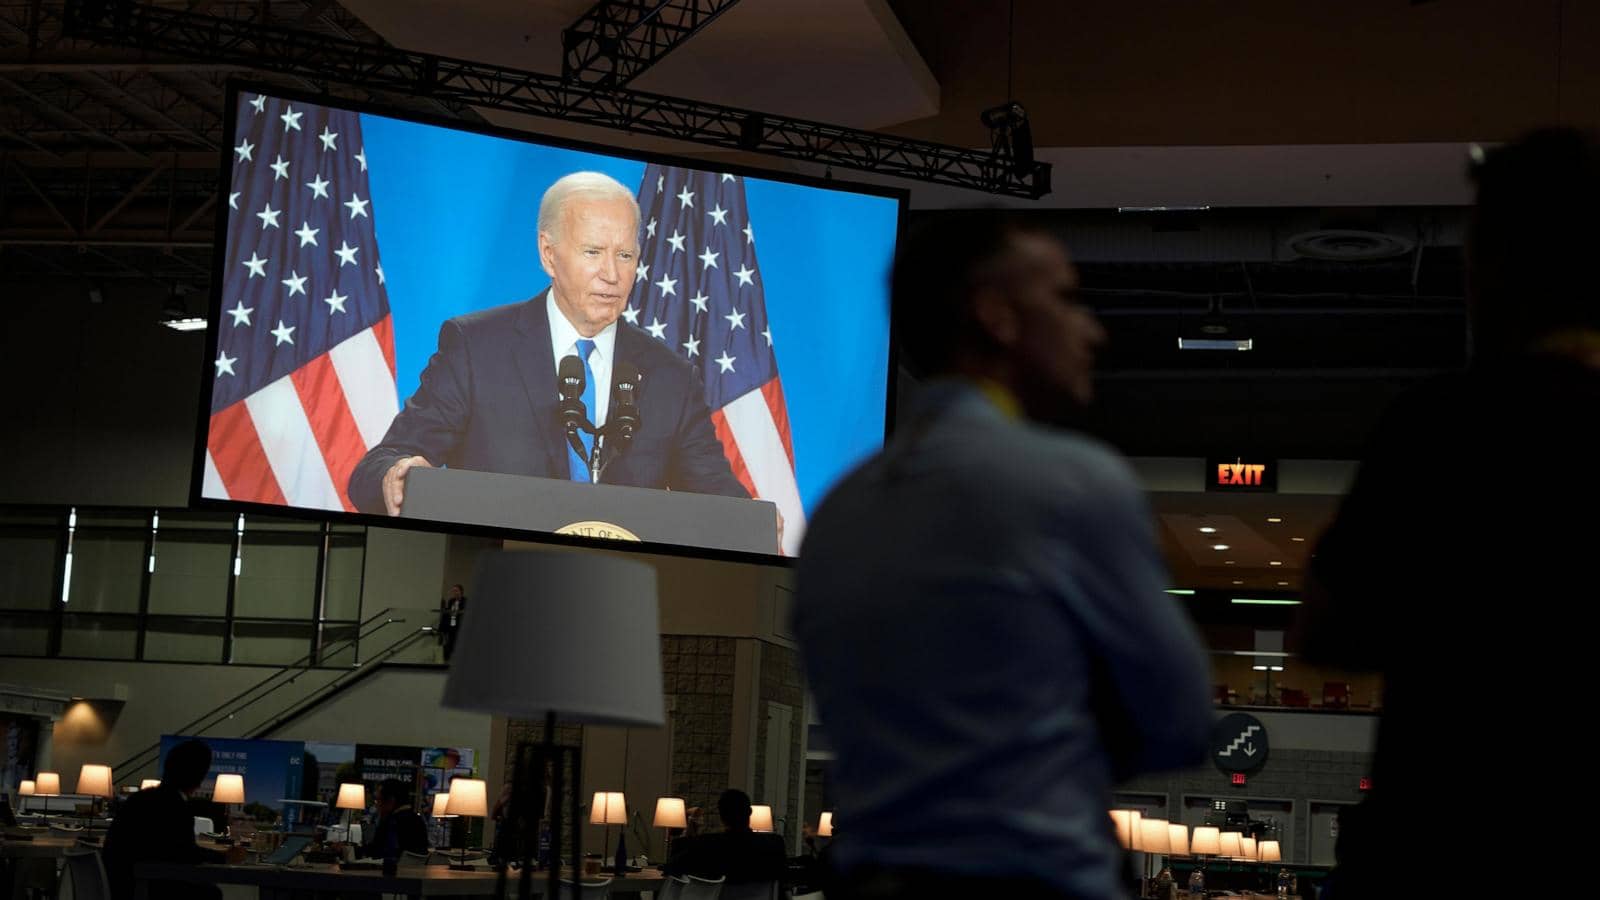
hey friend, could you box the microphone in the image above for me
[609,362,642,448]
[556,354,591,463]
[596,362,642,479]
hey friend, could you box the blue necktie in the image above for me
[568,338,597,482]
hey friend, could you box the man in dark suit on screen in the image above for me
[348,171,747,515]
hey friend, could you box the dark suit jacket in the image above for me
[662,829,788,884]
[101,786,226,900]
[349,293,748,513]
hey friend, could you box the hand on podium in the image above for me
[382,455,433,515]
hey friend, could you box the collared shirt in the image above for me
[794,380,1211,900]
[546,290,617,429]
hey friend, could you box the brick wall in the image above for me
[662,634,737,820]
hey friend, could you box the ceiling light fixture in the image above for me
[1269,561,1283,567]
[1211,544,1230,551]
[1291,537,1306,542]
[1230,598,1303,606]
[1164,589,1196,596]
[1266,517,1282,523]
[1198,527,1217,534]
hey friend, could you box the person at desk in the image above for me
[102,738,246,900]
[357,779,429,860]
[662,789,786,884]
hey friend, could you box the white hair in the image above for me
[537,171,641,243]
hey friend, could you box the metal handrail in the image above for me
[110,606,428,781]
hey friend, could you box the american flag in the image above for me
[203,93,399,512]
[633,165,804,554]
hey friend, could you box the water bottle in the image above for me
[1188,865,1205,896]
[1276,866,1291,899]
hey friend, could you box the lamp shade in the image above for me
[1191,826,1221,855]
[590,791,627,826]
[1259,839,1282,862]
[34,772,61,796]
[1239,836,1256,860]
[432,793,454,818]
[749,805,773,833]
[212,773,245,804]
[1218,831,1242,859]
[1129,810,1144,850]
[654,797,687,829]
[18,780,35,795]
[445,778,488,818]
[1139,818,1171,854]
[1168,823,1190,857]
[336,783,366,811]
[818,811,833,838]
[442,551,665,726]
[1109,810,1134,849]
[76,764,113,799]
[140,779,160,790]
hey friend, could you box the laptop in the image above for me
[261,834,313,866]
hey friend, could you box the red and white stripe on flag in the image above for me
[204,317,398,512]
[711,377,804,555]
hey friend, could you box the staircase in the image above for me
[111,607,439,783]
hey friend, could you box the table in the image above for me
[134,862,666,899]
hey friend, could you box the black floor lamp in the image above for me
[442,550,666,900]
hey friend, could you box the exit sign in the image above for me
[1207,457,1278,493]
[1359,777,1372,792]
[1231,773,1247,786]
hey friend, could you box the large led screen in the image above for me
[196,86,900,559]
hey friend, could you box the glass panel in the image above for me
[0,526,61,610]
[66,528,144,613]
[59,614,137,659]
[234,531,318,619]
[323,533,365,621]
[148,533,233,616]
[144,617,226,663]
[242,513,322,533]
[231,620,313,665]
[0,612,51,656]
[77,510,151,529]
[318,623,360,666]
[156,511,236,530]
[0,508,63,528]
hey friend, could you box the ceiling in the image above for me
[1151,492,1337,593]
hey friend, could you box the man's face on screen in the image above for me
[999,234,1104,408]
[540,196,640,337]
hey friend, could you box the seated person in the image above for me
[358,778,430,859]
[662,789,787,884]
[102,738,246,900]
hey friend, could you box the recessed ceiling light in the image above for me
[1231,598,1303,606]
[1252,665,1269,671]
[1199,527,1217,534]
[1277,581,1289,586]
[1291,537,1306,542]
[1269,561,1283,567]
[1232,580,1243,585]
[1164,589,1196,595]
[1269,665,1285,672]
[1224,560,1236,565]
[1267,517,1282,523]
[1212,544,1230,551]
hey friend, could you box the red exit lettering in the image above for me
[1216,463,1267,486]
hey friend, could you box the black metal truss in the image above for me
[562,0,742,88]
[62,0,1051,198]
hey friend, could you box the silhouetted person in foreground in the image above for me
[794,211,1212,900]
[1300,129,1600,896]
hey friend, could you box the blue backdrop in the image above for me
[359,112,897,515]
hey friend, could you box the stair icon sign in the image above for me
[1217,725,1261,757]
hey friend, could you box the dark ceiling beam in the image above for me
[62,0,1050,198]
[0,73,149,157]
[86,159,168,234]
[562,0,742,88]
[70,71,220,149]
